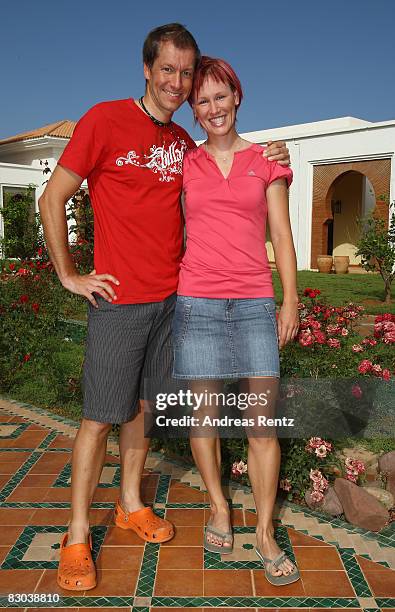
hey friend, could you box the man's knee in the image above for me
[80,418,112,438]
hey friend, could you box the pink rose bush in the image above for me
[1,247,73,390]
[305,437,333,458]
[281,438,367,507]
[344,457,365,484]
[357,359,391,380]
[279,478,292,492]
[303,288,321,299]
[374,313,395,344]
[352,344,364,353]
[296,292,364,354]
[309,469,329,503]
[298,330,315,347]
[289,289,394,380]
[351,314,394,380]
[279,435,342,505]
[273,288,394,513]
[231,460,248,477]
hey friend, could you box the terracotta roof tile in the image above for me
[0,120,76,145]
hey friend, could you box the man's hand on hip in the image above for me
[62,270,120,308]
[264,140,290,166]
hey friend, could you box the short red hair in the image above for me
[189,56,243,109]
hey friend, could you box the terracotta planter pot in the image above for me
[334,255,350,274]
[317,255,333,273]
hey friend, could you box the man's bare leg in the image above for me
[68,418,112,545]
[118,404,150,512]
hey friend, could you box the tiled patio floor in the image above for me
[0,398,394,611]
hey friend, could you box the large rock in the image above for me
[304,491,317,511]
[339,447,377,467]
[322,486,343,515]
[334,477,389,532]
[386,472,395,498]
[363,486,394,510]
[364,460,379,482]
[305,486,343,516]
[378,451,395,474]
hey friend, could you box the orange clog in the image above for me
[57,533,96,591]
[114,500,174,543]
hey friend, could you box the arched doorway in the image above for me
[326,171,375,265]
[310,159,390,268]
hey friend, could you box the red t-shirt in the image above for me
[59,98,196,303]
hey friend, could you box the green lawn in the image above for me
[273,271,394,314]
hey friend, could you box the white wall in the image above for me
[0,162,44,205]
[0,148,57,168]
[362,176,376,217]
[0,137,69,166]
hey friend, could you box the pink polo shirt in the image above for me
[178,143,293,298]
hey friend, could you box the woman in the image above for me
[172,56,300,585]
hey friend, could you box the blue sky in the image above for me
[1,0,394,141]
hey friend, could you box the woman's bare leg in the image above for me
[243,378,295,576]
[189,380,231,549]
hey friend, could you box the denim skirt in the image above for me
[172,296,280,379]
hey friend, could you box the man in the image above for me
[39,23,290,591]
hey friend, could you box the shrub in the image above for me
[280,290,394,378]
[356,202,395,303]
[0,251,78,395]
[67,189,94,273]
[0,186,43,259]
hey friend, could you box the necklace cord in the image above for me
[139,97,171,128]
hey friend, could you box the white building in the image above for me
[0,121,79,256]
[0,116,394,269]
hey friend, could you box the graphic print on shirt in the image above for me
[116,139,188,182]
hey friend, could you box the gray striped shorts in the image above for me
[83,294,176,424]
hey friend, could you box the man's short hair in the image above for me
[143,23,201,70]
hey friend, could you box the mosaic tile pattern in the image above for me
[339,548,373,598]
[53,462,121,488]
[149,596,362,607]
[154,474,171,504]
[0,450,42,502]
[37,429,58,448]
[135,543,160,598]
[0,423,29,438]
[377,597,395,607]
[0,396,394,610]
[203,524,294,570]
[2,525,107,569]
[0,595,135,607]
